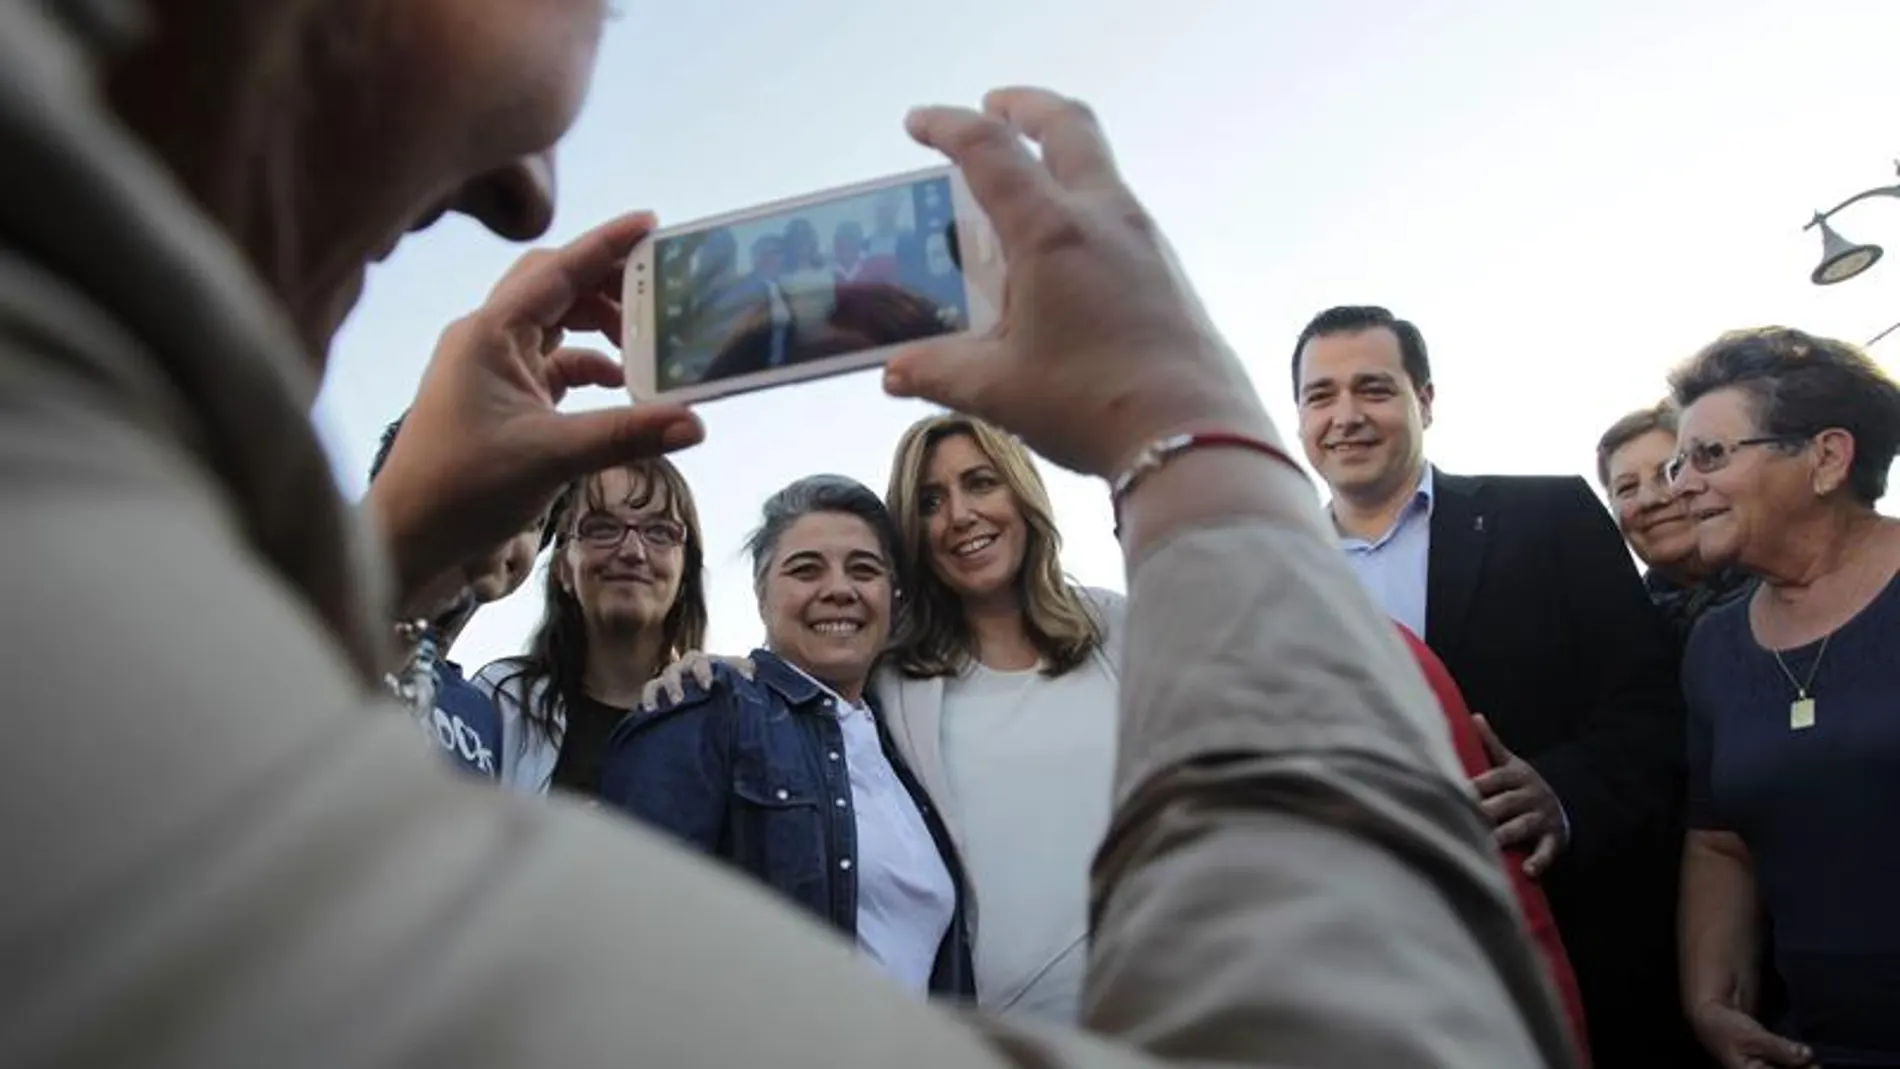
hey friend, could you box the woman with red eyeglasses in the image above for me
[477,459,711,799]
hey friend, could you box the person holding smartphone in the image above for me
[3,0,1567,1050]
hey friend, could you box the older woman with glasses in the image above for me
[599,475,973,999]
[1669,327,1900,1069]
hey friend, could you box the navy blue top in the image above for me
[597,650,974,999]
[421,661,503,780]
[1685,574,1900,1065]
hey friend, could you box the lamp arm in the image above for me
[1805,184,1900,230]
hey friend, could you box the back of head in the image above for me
[883,413,1101,678]
[1290,305,1433,397]
[1668,327,1900,505]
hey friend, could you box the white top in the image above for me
[802,670,957,996]
[937,657,1119,1021]
[471,661,560,796]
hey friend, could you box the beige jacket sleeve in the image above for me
[1,350,1568,1069]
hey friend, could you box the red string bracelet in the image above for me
[1109,430,1307,534]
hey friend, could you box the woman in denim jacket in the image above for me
[599,475,973,999]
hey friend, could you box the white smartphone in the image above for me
[622,165,1005,405]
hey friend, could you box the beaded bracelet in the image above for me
[1109,430,1306,533]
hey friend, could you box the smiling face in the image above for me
[1605,428,1702,576]
[918,432,1028,608]
[558,467,687,636]
[759,512,893,701]
[1672,386,1813,572]
[1296,327,1433,505]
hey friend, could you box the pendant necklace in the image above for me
[1770,633,1830,732]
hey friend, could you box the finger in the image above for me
[490,212,656,329]
[1480,787,1535,825]
[736,655,757,681]
[905,105,1059,257]
[1738,1027,1813,1066]
[981,86,1120,189]
[664,671,686,705]
[546,347,626,400]
[1470,765,1525,798]
[561,285,624,343]
[690,655,717,690]
[1523,832,1561,877]
[883,333,1006,419]
[1493,811,1542,848]
[639,678,663,711]
[1470,714,1514,766]
[530,403,705,486]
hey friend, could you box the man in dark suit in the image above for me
[1291,305,1702,1068]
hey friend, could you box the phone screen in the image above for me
[651,174,970,393]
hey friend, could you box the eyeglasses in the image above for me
[1663,435,1805,484]
[573,513,687,551]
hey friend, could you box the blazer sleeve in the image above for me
[598,679,736,852]
[1529,477,1686,865]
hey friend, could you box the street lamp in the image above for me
[1804,160,1900,286]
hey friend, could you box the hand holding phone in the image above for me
[622,166,1005,405]
[882,89,1267,480]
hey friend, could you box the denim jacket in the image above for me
[598,650,975,999]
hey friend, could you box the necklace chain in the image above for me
[1769,633,1830,699]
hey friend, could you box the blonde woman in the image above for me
[648,414,1124,1022]
[877,414,1123,1022]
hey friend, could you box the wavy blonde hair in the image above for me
[884,414,1102,678]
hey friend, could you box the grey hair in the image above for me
[744,475,904,595]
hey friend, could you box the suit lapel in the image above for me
[1426,469,1487,654]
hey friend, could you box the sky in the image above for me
[312,0,1900,673]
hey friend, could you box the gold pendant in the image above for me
[1790,696,1816,731]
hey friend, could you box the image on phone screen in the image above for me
[650,174,972,394]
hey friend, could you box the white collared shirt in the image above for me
[797,668,956,996]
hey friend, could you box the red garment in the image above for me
[1395,623,1592,1066]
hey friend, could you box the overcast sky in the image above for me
[313,0,1900,670]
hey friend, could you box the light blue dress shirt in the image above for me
[1335,466,1435,639]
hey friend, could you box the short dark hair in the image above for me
[1668,326,1900,505]
[1290,305,1432,397]
[368,411,407,481]
[1594,402,1679,488]
[745,475,904,595]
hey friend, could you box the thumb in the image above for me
[883,334,1004,414]
[1471,714,1512,766]
[1752,1031,1812,1066]
[536,404,704,481]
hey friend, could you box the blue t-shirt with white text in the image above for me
[420,661,502,779]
